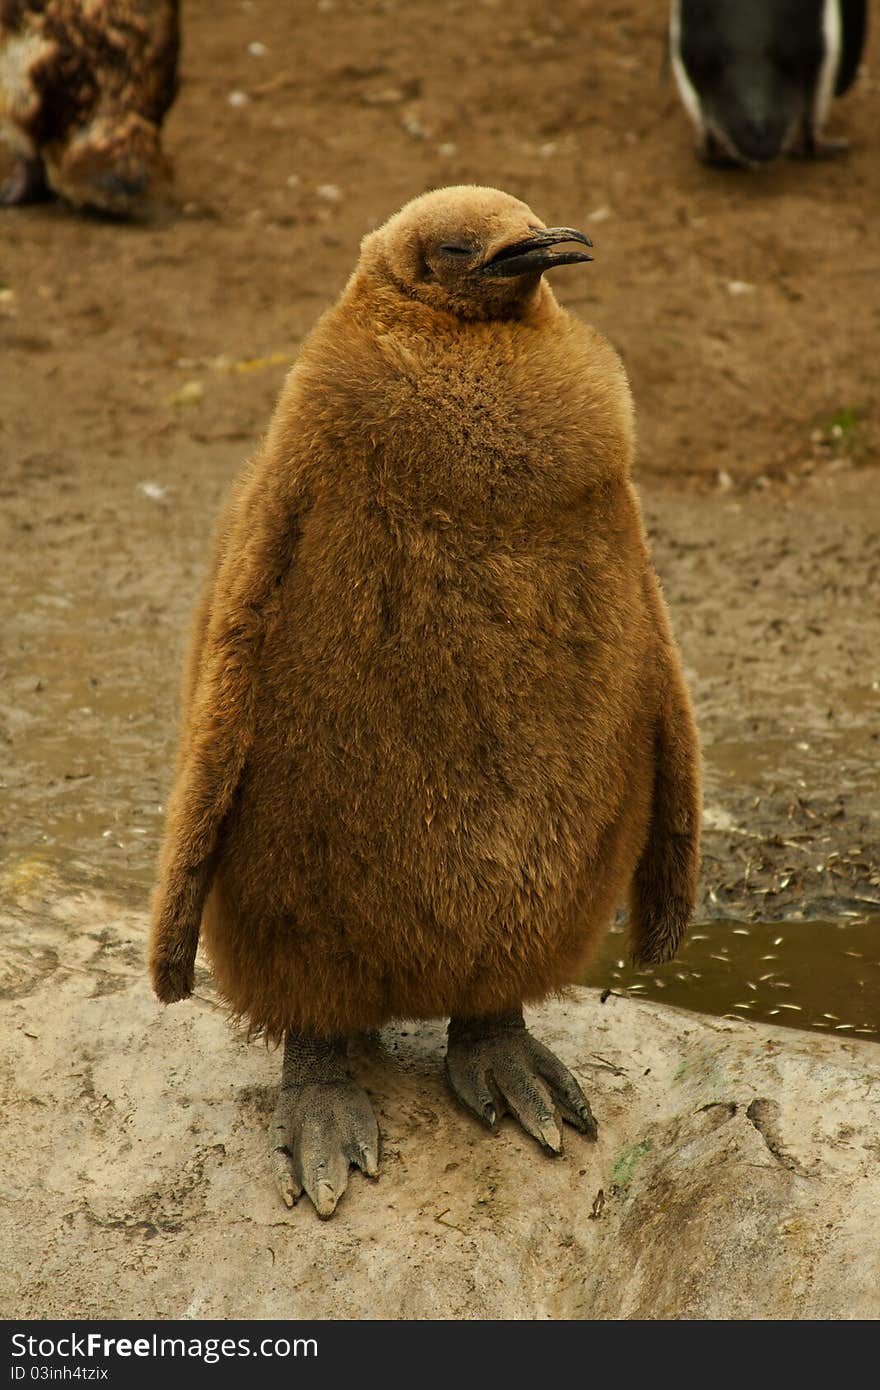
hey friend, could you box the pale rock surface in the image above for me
[1,889,878,1320]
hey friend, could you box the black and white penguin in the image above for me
[669,0,867,166]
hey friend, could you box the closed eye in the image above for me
[440,243,474,256]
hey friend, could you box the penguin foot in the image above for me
[270,1032,379,1218]
[0,157,51,207]
[795,131,851,161]
[698,132,743,169]
[445,1011,598,1153]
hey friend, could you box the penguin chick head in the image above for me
[359,186,592,320]
[46,109,169,215]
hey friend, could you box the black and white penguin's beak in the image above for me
[479,227,593,278]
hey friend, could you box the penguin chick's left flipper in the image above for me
[270,1034,380,1219]
[629,572,702,967]
[149,456,304,1003]
[445,1012,598,1153]
[0,156,50,206]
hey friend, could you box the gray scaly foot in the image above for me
[270,1032,379,1218]
[445,1010,598,1153]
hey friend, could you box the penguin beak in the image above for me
[479,227,593,278]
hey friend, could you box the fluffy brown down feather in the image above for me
[150,186,702,1041]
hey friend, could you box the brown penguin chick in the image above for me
[150,185,702,1219]
[0,0,179,213]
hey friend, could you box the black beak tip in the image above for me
[545,226,593,250]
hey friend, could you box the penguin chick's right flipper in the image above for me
[149,457,304,1003]
[629,571,702,967]
[270,1034,380,1219]
[445,1013,598,1154]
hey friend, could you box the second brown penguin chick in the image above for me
[0,1,179,214]
[150,186,702,1219]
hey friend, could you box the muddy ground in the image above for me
[2,0,879,1030]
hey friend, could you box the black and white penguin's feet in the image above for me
[698,132,742,168]
[0,156,51,206]
[797,127,851,160]
[270,1032,379,1218]
[445,1012,598,1153]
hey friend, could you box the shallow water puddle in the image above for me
[584,915,880,1039]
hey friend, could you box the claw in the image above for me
[356,1141,380,1178]
[567,1101,599,1141]
[314,1179,341,1219]
[538,1117,564,1154]
[270,1146,303,1209]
